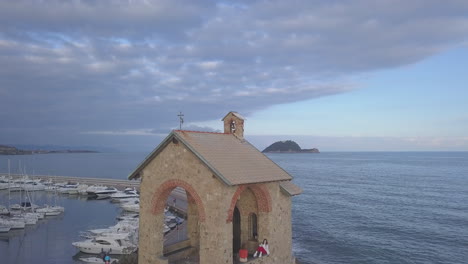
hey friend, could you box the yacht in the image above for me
[45,185,59,192]
[72,234,137,254]
[163,224,171,234]
[115,197,139,204]
[10,214,38,225]
[10,202,39,211]
[95,187,118,199]
[88,221,138,236]
[79,257,119,263]
[120,201,139,213]
[0,225,11,233]
[36,205,64,216]
[0,217,26,229]
[110,188,139,200]
[86,185,113,197]
[59,183,80,194]
[7,184,23,192]
[72,184,88,195]
[0,205,9,215]
[23,181,46,192]
[0,178,11,190]
[116,213,139,221]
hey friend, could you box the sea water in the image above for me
[272,152,468,264]
[0,152,467,264]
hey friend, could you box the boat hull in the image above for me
[72,242,136,254]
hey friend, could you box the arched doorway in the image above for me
[148,179,206,263]
[227,185,272,256]
[233,206,241,254]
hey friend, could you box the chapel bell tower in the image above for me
[222,111,245,139]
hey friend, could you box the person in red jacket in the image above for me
[253,239,270,257]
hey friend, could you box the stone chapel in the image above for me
[129,111,302,264]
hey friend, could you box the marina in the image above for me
[0,169,189,264]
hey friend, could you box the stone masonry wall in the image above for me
[138,138,295,264]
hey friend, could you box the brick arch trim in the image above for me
[226,184,272,223]
[151,179,206,222]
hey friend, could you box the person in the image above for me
[253,239,269,257]
[104,254,111,264]
[99,249,105,261]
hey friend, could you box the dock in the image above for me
[0,173,188,215]
[0,173,140,190]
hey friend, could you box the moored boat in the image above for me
[79,257,119,263]
[0,225,11,233]
[72,234,137,254]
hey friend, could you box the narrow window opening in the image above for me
[248,213,258,241]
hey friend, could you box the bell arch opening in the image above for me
[150,179,206,263]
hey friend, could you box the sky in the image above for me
[1,0,467,152]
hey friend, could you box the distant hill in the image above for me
[262,140,319,153]
[0,145,32,155]
[0,144,100,155]
[12,144,115,153]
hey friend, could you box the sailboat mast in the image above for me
[8,159,10,208]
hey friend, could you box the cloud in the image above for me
[1,0,468,149]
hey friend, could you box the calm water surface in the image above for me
[0,192,121,264]
[1,152,467,264]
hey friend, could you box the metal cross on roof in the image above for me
[178,112,184,130]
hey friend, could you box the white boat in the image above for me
[72,234,137,254]
[110,188,139,200]
[45,210,61,216]
[22,181,46,192]
[0,178,11,190]
[45,185,59,192]
[0,205,9,215]
[120,202,139,213]
[0,225,11,233]
[73,184,88,195]
[0,218,26,229]
[11,214,37,225]
[95,187,118,199]
[88,221,138,236]
[115,197,139,204]
[116,213,139,221]
[86,185,110,196]
[54,181,69,188]
[10,202,39,211]
[59,183,79,194]
[79,257,119,263]
[49,205,65,212]
[163,224,170,234]
[7,184,23,192]
[36,205,64,216]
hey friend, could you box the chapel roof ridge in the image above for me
[174,129,227,135]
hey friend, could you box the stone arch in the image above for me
[151,179,206,222]
[226,184,272,223]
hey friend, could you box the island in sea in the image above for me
[0,144,99,155]
[262,140,320,153]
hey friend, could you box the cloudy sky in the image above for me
[1,0,467,152]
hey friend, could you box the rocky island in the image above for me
[262,140,320,153]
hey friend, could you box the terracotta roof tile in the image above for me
[174,130,292,185]
[280,181,302,196]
